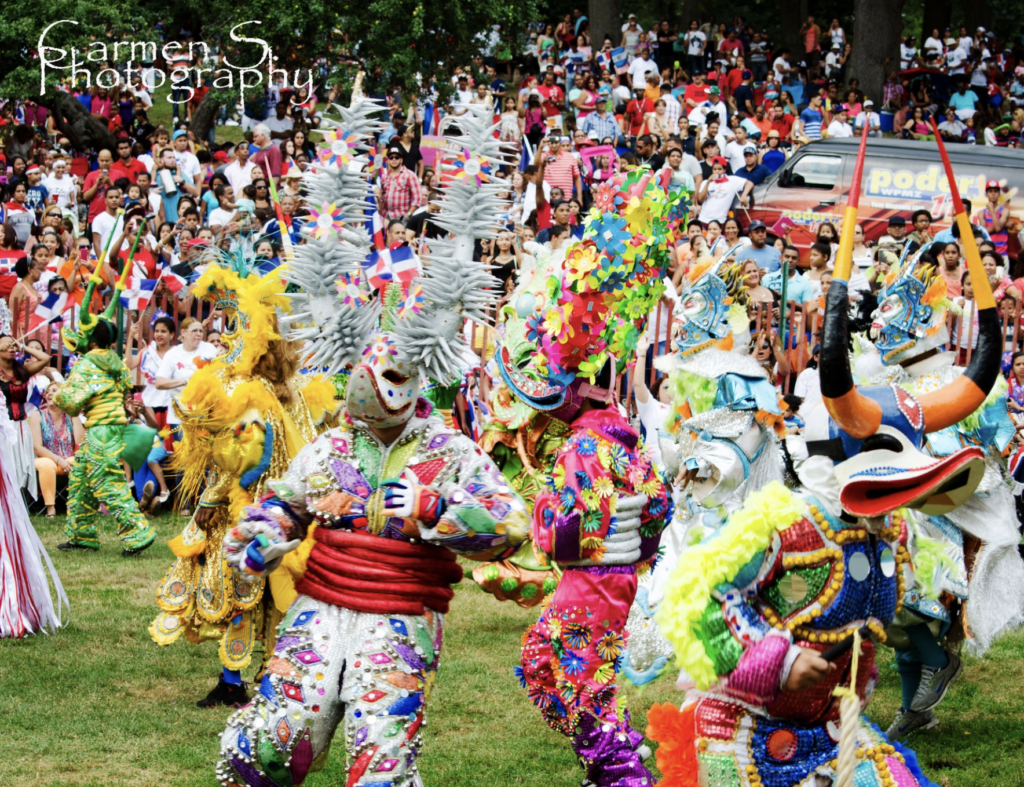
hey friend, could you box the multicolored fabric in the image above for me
[218,599,442,787]
[520,407,670,787]
[52,349,133,427]
[650,484,928,786]
[64,424,155,551]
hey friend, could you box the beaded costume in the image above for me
[622,258,787,687]
[498,169,680,787]
[55,271,156,554]
[149,258,337,685]
[216,97,529,786]
[647,135,1003,787]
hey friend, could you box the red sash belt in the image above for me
[295,528,463,615]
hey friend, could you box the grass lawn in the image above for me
[2,512,1023,786]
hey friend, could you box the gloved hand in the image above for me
[381,471,446,525]
[244,533,301,575]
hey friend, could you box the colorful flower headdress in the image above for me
[497,169,685,417]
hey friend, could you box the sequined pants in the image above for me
[65,425,155,551]
[217,596,443,787]
[520,565,654,787]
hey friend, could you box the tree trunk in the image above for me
[778,0,804,60]
[191,93,224,146]
[921,0,952,45]
[37,91,117,152]
[848,0,904,104]
[961,0,992,40]
[679,0,700,27]
[588,0,621,50]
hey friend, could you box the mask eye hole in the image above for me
[861,434,903,453]
[381,370,410,385]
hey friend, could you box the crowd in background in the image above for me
[2,10,1024,513]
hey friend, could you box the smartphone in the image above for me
[80,247,89,261]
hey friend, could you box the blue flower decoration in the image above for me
[600,269,629,294]
[575,470,592,490]
[559,486,577,514]
[514,665,527,689]
[560,652,588,676]
[547,363,577,388]
[542,507,555,527]
[526,313,545,343]
[647,496,666,517]
[590,213,631,257]
[576,435,598,457]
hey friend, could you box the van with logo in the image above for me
[748,138,1024,262]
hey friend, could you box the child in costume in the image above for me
[149,250,337,707]
[55,266,157,556]
[498,169,677,787]
[216,99,529,787]
[647,134,1003,787]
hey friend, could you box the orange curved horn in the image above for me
[917,125,1002,433]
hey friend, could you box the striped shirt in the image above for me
[543,152,581,198]
[799,107,823,140]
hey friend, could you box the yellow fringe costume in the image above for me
[148,266,338,673]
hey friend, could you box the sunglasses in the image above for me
[387,154,403,160]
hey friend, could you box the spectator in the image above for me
[827,106,853,138]
[580,96,622,146]
[798,95,825,141]
[0,333,50,499]
[250,124,283,185]
[980,181,1010,258]
[735,145,771,185]
[948,81,979,120]
[734,220,782,272]
[376,143,423,221]
[683,20,706,77]
[760,130,787,173]
[628,47,659,90]
[29,380,84,517]
[43,158,77,211]
[697,156,753,226]
[908,210,934,248]
[536,201,581,244]
[542,137,582,199]
[536,71,565,127]
[224,143,258,194]
[764,245,814,304]
[937,107,967,142]
[662,147,696,194]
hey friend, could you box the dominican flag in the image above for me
[596,50,612,72]
[120,278,158,310]
[420,101,442,136]
[365,191,386,250]
[363,245,419,289]
[1011,445,1024,485]
[159,265,189,294]
[34,291,69,324]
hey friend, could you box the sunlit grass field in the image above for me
[2,512,1023,786]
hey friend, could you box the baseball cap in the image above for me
[742,70,751,79]
[172,129,187,140]
[832,43,841,50]
[587,130,600,140]
[186,237,209,248]
[213,150,228,162]
[748,220,766,231]
[888,215,906,227]
[711,155,728,167]
[386,144,404,157]
[708,86,721,96]
[743,145,757,155]
[628,12,636,18]
[986,179,1001,190]
[457,74,468,81]
[864,98,875,107]
[596,94,608,103]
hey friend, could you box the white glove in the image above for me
[245,536,301,575]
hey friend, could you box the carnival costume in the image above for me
[216,99,529,787]
[622,257,788,687]
[497,169,678,787]
[646,134,1002,787]
[0,388,69,638]
[856,165,1024,739]
[54,270,157,555]
[149,251,337,706]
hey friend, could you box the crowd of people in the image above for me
[2,12,1024,787]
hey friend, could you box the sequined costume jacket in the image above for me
[654,482,915,787]
[53,349,132,425]
[236,402,530,592]
[532,409,670,568]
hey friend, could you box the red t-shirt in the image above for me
[0,249,26,299]
[83,168,113,222]
[726,68,745,96]
[683,83,709,106]
[771,114,794,139]
[117,246,158,280]
[110,157,148,184]
[625,98,654,136]
[251,145,283,180]
[536,84,565,119]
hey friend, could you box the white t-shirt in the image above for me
[924,36,943,55]
[173,149,202,183]
[701,175,748,224]
[208,206,235,229]
[827,119,853,138]
[793,366,820,400]
[265,115,294,141]
[629,57,659,85]
[223,160,259,194]
[92,211,125,255]
[157,341,217,424]
[855,111,881,136]
[900,44,917,69]
[773,57,792,82]
[43,174,77,208]
[686,31,707,56]
[724,139,750,172]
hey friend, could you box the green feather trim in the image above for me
[913,534,962,599]
[726,302,748,335]
[670,369,719,419]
